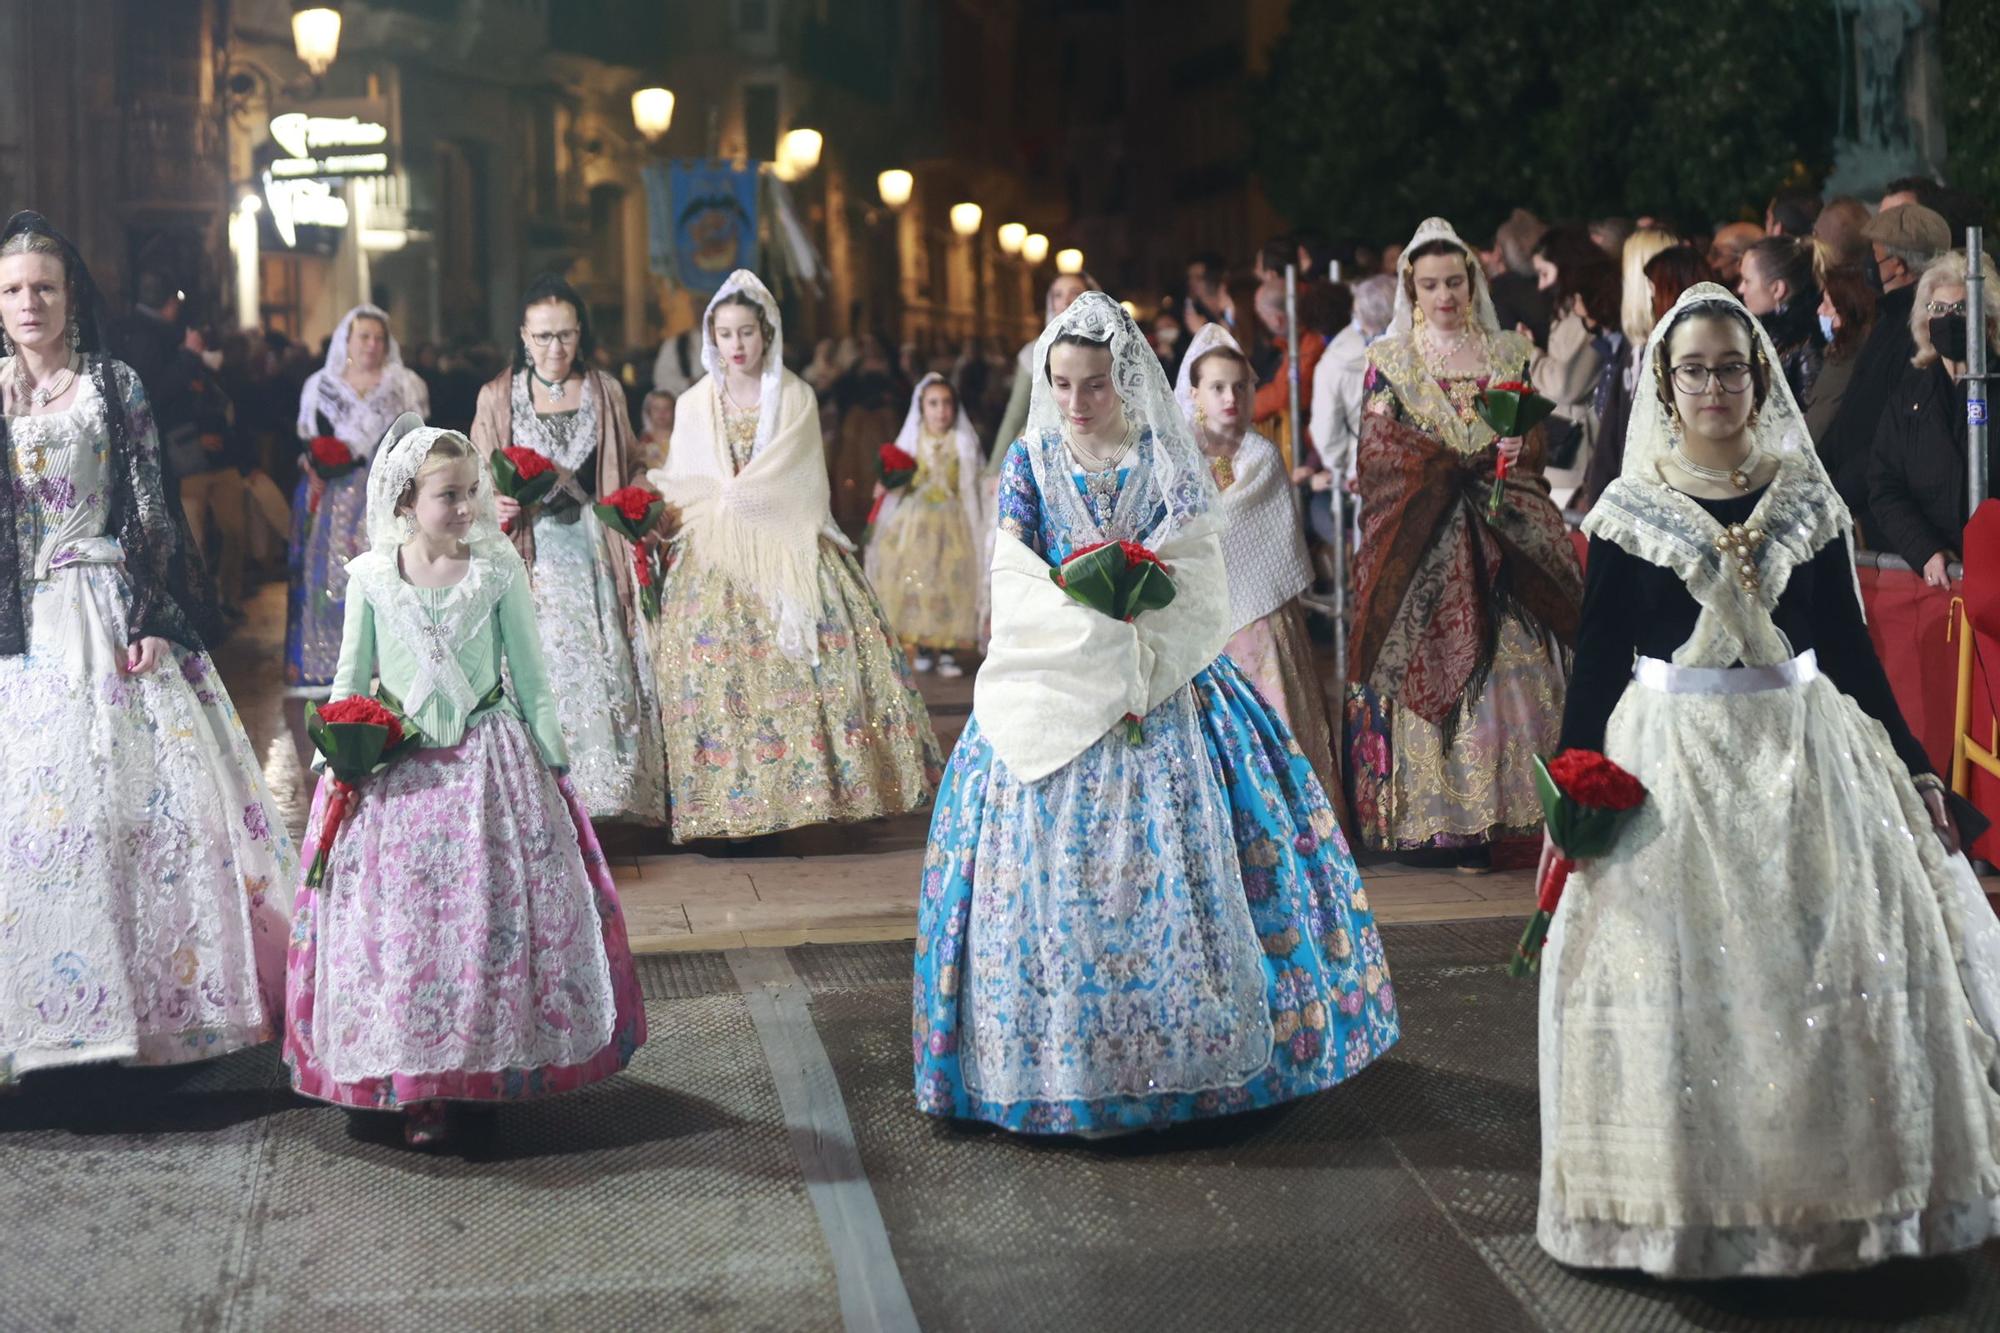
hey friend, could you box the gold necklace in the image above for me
[1063,417,1132,472]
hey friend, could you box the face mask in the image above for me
[1930,315,1969,363]
[1818,313,1836,344]
[201,349,224,371]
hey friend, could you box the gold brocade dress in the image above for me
[652,399,943,842]
[1344,350,1569,853]
[865,431,981,655]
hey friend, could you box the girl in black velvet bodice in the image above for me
[1559,484,1932,778]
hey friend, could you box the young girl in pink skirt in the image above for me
[283,414,645,1147]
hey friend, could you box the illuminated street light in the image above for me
[239,193,262,215]
[1021,232,1050,265]
[291,4,342,77]
[771,156,801,183]
[1120,300,1139,319]
[631,87,676,142]
[950,203,983,238]
[779,128,823,175]
[877,169,913,210]
[996,222,1026,255]
[1055,248,1085,274]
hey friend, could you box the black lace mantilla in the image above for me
[0,355,222,655]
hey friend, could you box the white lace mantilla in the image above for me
[345,550,515,716]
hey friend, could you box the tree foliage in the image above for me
[1253,0,1839,244]
[1943,1,2000,222]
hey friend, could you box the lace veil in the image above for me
[322,303,405,378]
[1025,290,1213,543]
[700,269,785,459]
[1173,322,1244,421]
[1388,217,1500,338]
[364,410,519,566]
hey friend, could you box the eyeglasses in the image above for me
[1926,300,1969,318]
[1669,361,1754,395]
[527,329,581,348]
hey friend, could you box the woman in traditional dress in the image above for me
[863,373,988,677]
[1538,282,2000,1276]
[913,293,1398,1136]
[470,274,667,826]
[1175,323,1342,803]
[1345,217,1582,869]
[285,416,644,1147]
[649,270,940,843]
[288,303,429,694]
[0,211,295,1085]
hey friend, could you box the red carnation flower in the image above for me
[1545,749,1647,811]
[1488,380,1531,395]
[1117,539,1167,572]
[316,695,404,747]
[308,435,354,469]
[501,445,555,480]
[878,443,917,473]
[603,484,660,526]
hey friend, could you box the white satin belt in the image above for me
[1633,650,1819,695]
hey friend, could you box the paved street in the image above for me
[8,579,1993,1332]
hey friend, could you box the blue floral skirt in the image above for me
[913,657,1399,1135]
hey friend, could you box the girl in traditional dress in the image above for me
[649,270,940,843]
[864,373,988,677]
[1538,283,2000,1276]
[285,416,645,1148]
[1346,217,1582,868]
[0,212,295,1085]
[913,293,1398,1136]
[470,275,667,826]
[1175,323,1342,803]
[288,304,429,694]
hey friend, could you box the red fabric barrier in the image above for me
[1862,565,2000,862]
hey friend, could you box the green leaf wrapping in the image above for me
[1118,559,1178,620]
[1532,753,1634,859]
[1473,388,1558,440]
[490,451,559,507]
[591,498,666,544]
[305,702,424,785]
[1050,543,1127,618]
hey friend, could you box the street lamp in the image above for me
[779,128,823,176]
[631,87,675,142]
[950,203,983,238]
[877,169,913,210]
[291,3,342,77]
[996,222,1026,255]
[1021,232,1049,265]
[1055,247,1084,274]
[770,156,801,183]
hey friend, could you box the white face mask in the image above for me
[200,349,224,371]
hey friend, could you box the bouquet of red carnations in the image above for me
[491,445,558,533]
[1472,379,1557,519]
[1508,748,1648,977]
[1050,539,1178,743]
[593,484,668,620]
[304,695,423,887]
[307,434,360,481]
[862,443,920,543]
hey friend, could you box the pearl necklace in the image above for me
[1063,417,1132,472]
[1671,441,1760,491]
[1419,323,1478,375]
[15,351,78,411]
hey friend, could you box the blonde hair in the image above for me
[394,432,477,513]
[1619,228,1679,344]
[1910,249,2000,369]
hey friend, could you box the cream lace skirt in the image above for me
[1538,664,2000,1276]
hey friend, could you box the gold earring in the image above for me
[1194,404,1207,428]
[1413,304,1426,327]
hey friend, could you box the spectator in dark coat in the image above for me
[1868,249,2000,587]
[1817,204,1951,543]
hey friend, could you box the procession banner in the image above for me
[662,160,759,294]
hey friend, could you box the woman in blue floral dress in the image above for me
[913,293,1399,1136]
